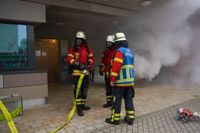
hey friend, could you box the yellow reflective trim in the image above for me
[115,83,134,87]
[126,67,130,79]
[70,59,75,64]
[117,65,134,82]
[114,118,120,120]
[122,65,134,68]
[127,115,135,119]
[115,78,134,83]
[112,109,115,115]
[120,69,123,80]
[113,96,116,102]
[127,111,135,114]
[68,54,74,58]
[111,109,115,121]
[73,70,89,76]
[88,54,93,57]
[72,73,89,76]
[114,113,120,117]
[72,85,75,89]
[114,58,123,63]
[111,72,118,76]
[76,99,81,102]
[88,59,94,63]
[107,96,112,98]
[73,70,81,73]
[74,53,79,60]
[105,72,109,77]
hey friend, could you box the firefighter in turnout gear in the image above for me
[99,35,116,108]
[66,31,94,116]
[105,32,135,125]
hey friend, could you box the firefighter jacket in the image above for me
[99,46,116,77]
[110,45,134,87]
[66,44,94,76]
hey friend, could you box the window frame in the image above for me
[0,22,36,72]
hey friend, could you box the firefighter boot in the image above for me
[105,118,120,125]
[124,116,134,125]
[77,106,84,116]
[82,105,91,110]
[81,99,91,110]
[103,101,112,108]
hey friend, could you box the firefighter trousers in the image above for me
[111,86,135,121]
[104,75,112,102]
[72,76,89,107]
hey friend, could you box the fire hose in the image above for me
[0,100,18,133]
[0,105,22,121]
[177,108,200,122]
[50,72,86,133]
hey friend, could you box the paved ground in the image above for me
[1,82,200,133]
[90,98,200,133]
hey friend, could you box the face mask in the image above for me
[76,38,83,45]
[106,42,113,48]
[115,41,121,46]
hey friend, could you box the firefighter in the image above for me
[66,31,94,116]
[105,32,135,125]
[99,35,116,108]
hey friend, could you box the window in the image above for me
[0,23,34,71]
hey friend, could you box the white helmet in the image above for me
[115,32,126,42]
[76,31,86,39]
[106,35,115,43]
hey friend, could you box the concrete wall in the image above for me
[0,72,48,109]
[22,0,134,17]
[0,0,46,23]
[0,0,47,109]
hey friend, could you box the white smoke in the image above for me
[120,0,200,84]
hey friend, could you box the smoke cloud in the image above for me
[119,0,200,86]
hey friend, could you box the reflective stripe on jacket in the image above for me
[110,47,134,87]
[66,44,94,76]
[99,46,115,76]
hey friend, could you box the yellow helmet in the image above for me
[76,31,86,39]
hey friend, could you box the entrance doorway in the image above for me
[35,39,60,83]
